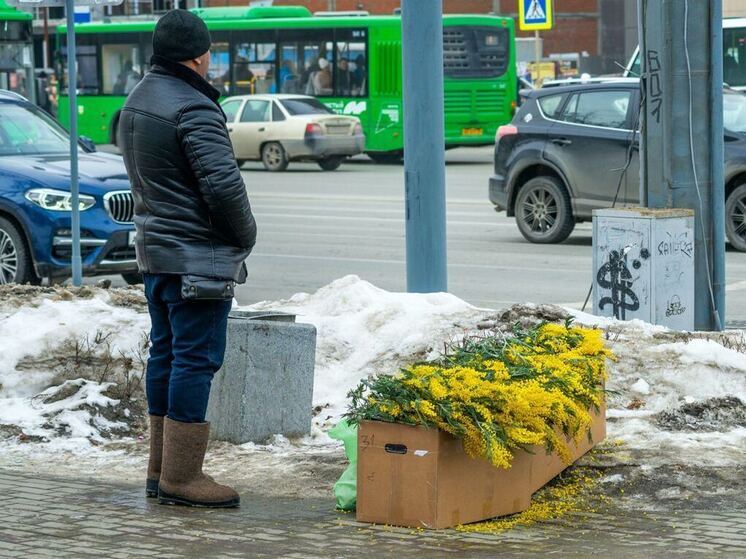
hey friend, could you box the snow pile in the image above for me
[246,275,487,431]
[1,276,745,498]
[574,315,746,468]
[0,289,150,446]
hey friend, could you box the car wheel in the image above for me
[726,183,746,252]
[0,216,39,285]
[368,152,403,164]
[514,176,575,244]
[261,142,289,172]
[121,272,143,286]
[318,156,343,171]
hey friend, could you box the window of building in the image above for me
[561,90,632,129]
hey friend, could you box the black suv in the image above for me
[489,79,746,252]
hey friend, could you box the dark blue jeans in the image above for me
[143,273,232,423]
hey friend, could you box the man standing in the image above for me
[118,10,257,508]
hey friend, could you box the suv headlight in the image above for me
[25,188,96,211]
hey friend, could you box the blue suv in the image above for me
[0,91,139,285]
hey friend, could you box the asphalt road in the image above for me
[234,146,746,323]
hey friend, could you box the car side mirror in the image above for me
[79,136,96,153]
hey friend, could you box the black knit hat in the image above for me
[153,10,211,62]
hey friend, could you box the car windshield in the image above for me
[0,102,70,156]
[280,98,334,116]
[724,92,746,133]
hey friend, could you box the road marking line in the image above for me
[250,252,587,274]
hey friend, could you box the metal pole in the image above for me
[43,8,49,69]
[401,0,447,293]
[711,0,726,329]
[65,0,82,286]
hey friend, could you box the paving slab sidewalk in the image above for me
[1,469,745,558]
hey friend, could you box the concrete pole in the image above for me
[65,0,82,287]
[401,0,448,293]
[639,0,725,330]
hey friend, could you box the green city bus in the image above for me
[57,6,516,160]
[0,0,34,101]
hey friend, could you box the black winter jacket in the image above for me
[117,56,257,282]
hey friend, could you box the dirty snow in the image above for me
[0,276,745,501]
[0,289,150,448]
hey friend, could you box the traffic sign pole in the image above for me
[65,0,82,286]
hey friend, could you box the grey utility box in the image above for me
[206,310,317,444]
[592,208,695,331]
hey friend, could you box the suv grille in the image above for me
[105,191,134,224]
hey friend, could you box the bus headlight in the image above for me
[25,188,96,211]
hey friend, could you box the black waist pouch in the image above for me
[181,274,235,301]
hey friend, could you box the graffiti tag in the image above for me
[597,250,640,320]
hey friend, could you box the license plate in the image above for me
[128,231,136,246]
[462,127,484,136]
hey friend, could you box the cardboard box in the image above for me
[356,408,605,529]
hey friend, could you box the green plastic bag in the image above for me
[328,419,358,511]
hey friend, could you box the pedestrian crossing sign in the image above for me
[518,0,553,31]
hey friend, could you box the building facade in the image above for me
[725,0,746,18]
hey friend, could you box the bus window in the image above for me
[233,40,275,95]
[59,41,99,95]
[207,42,230,95]
[277,29,333,96]
[279,44,301,94]
[443,26,509,78]
[101,43,142,95]
[335,29,367,97]
[724,26,746,90]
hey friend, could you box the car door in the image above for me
[542,87,637,217]
[230,99,271,159]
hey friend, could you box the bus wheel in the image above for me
[261,142,289,172]
[368,152,403,165]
